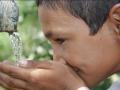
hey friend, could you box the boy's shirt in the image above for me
[108,80,120,90]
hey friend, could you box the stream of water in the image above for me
[9,32,23,63]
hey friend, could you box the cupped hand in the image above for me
[0,60,86,90]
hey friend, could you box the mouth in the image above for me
[66,62,81,74]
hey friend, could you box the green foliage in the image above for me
[0,1,52,61]
[17,0,52,60]
[92,79,112,90]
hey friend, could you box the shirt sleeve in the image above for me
[108,80,120,90]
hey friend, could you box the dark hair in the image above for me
[36,0,120,34]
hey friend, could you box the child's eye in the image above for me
[55,38,66,44]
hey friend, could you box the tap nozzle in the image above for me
[0,0,19,32]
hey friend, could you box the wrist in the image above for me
[70,84,89,90]
[66,78,87,90]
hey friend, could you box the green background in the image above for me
[0,1,119,90]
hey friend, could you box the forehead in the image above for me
[39,8,74,35]
[38,6,90,36]
[38,7,84,29]
[39,7,75,24]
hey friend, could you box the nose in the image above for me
[53,45,66,64]
[53,50,63,61]
[53,54,66,64]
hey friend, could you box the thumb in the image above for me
[18,60,53,69]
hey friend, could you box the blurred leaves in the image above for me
[0,0,52,61]
[92,79,112,90]
[17,0,52,60]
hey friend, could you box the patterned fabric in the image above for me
[0,0,19,32]
[108,80,120,90]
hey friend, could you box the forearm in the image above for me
[66,78,90,90]
[68,85,90,90]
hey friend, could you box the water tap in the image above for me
[0,0,19,32]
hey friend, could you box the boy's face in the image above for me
[39,7,120,87]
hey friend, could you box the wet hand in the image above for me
[0,60,86,90]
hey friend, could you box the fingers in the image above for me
[0,78,23,90]
[0,72,28,90]
[0,63,30,82]
[19,60,53,69]
[0,79,9,89]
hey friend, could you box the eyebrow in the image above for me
[44,29,70,39]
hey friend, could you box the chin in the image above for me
[76,70,113,88]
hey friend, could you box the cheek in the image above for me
[63,41,120,87]
[62,40,120,73]
[62,42,93,67]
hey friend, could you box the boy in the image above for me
[0,0,120,90]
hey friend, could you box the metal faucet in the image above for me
[0,0,19,32]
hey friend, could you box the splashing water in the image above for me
[9,32,23,63]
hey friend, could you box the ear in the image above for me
[109,4,120,34]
